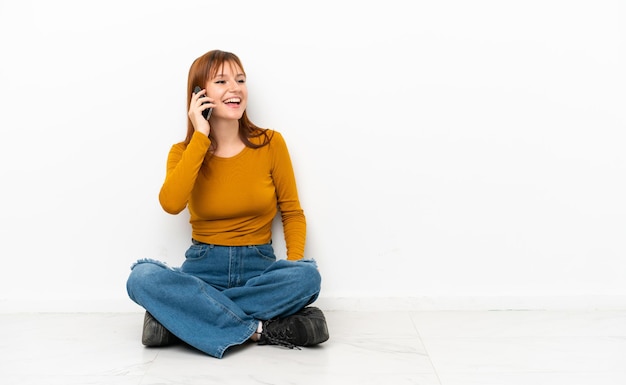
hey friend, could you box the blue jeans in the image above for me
[126,241,321,358]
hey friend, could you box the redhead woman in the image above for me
[126,49,329,358]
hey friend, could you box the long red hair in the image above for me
[184,50,271,148]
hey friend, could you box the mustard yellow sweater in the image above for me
[158,130,306,260]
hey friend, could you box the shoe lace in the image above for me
[260,319,301,350]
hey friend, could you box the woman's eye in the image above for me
[215,80,226,84]
[238,79,246,84]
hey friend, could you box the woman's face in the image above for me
[204,61,247,121]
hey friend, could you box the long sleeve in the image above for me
[270,133,306,260]
[159,132,211,214]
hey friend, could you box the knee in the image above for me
[293,261,322,306]
[268,259,320,287]
[126,259,171,299]
[290,260,322,291]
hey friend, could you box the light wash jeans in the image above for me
[126,240,321,358]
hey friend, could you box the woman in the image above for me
[126,49,329,358]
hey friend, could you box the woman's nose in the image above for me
[229,81,241,91]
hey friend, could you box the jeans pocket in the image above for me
[250,243,276,262]
[184,244,209,261]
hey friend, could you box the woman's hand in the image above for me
[188,88,213,137]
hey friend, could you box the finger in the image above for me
[197,97,214,108]
[191,88,206,101]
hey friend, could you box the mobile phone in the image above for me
[193,86,212,120]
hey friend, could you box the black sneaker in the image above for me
[258,307,329,349]
[141,311,179,347]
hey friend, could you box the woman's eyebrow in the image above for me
[214,73,246,78]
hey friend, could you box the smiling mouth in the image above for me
[224,98,241,105]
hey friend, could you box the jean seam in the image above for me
[197,278,256,356]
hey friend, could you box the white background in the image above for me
[1,0,624,311]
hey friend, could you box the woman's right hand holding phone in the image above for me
[189,87,213,137]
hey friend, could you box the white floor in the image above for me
[1,310,626,385]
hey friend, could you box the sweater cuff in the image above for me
[191,131,211,147]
